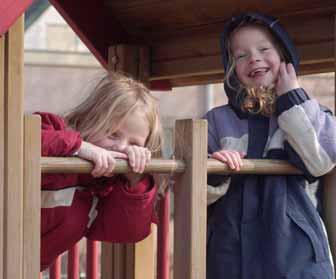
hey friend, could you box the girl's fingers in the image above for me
[106,156,116,175]
[132,147,141,172]
[146,149,151,163]
[127,147,136,169]
[92,157,105,177]
[139,149,147,173]
[112,151,128,159]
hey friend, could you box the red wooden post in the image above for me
[157,190,170,279]
[68,243,80,279]
[50,256,61,279]
[87,240,99,279]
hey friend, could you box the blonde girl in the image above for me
[39,72,162,270]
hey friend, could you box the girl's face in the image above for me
[92,109,149,152]
[230,25,281,88]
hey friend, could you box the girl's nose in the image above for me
[113,139,127,152]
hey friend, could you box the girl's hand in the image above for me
[123,146,151,187]
[124,145,151,173]
[78,141,128,177]
[211,150,245,171]
[276,62,300,96]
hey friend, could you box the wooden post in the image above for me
[0,16,25,279]
[108,45,150,85]
[23,115,41,279]
[174,119,207,279]
[0,21,5,279]
[322,13,336,273]
[101,44,156,279]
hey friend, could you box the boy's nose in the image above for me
[249,52,261,63]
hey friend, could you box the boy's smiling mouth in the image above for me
[249,67,269,78]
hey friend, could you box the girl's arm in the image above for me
[37,112,82,156]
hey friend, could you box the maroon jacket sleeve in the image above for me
[85,175,157,243]
[35,112,82,156]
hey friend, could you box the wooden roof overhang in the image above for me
[49,0,336,89]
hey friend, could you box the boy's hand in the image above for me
[276,62,300,96]
[211,150,245,171]
[78,141,128,177]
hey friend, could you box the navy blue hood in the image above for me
[220,12,300,113]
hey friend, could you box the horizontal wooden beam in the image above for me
[41,157,302,175]
[41,158,186,174]
[150,41,334,82]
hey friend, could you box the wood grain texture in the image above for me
[3,16,24,279]
[174,119,207,279]
[23,115,41,279]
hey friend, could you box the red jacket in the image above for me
[38,112,157,271]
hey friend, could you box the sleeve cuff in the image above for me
[275,88,310,116]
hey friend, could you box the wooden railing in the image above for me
[39,119,307,279]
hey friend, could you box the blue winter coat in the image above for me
[206,12,336,279]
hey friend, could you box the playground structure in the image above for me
[0,1,335,278]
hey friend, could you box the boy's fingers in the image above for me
[279,62,286,77]
[239,152,246,158]
[229,153,240,170]
[211,152,227,163]
[286,63,296,77]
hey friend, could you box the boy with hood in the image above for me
[205,12,336,279]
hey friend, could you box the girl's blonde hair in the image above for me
[225,21,287,116]
[65,72,162,152]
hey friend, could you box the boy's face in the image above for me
[230,25,281,88]
[91,110,149,153]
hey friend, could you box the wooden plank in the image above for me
[3,15,24,279]
[174,119,207,279]
[23,115,41,279]
[104,0,336,39]
[150,41,334,81]
[0,28,5,279]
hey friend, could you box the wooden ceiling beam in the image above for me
[150,40,334,81]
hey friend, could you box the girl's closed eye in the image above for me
[108,133,119,140]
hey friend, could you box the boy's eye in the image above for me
[235,54,246,60]
[260,47,270,52]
